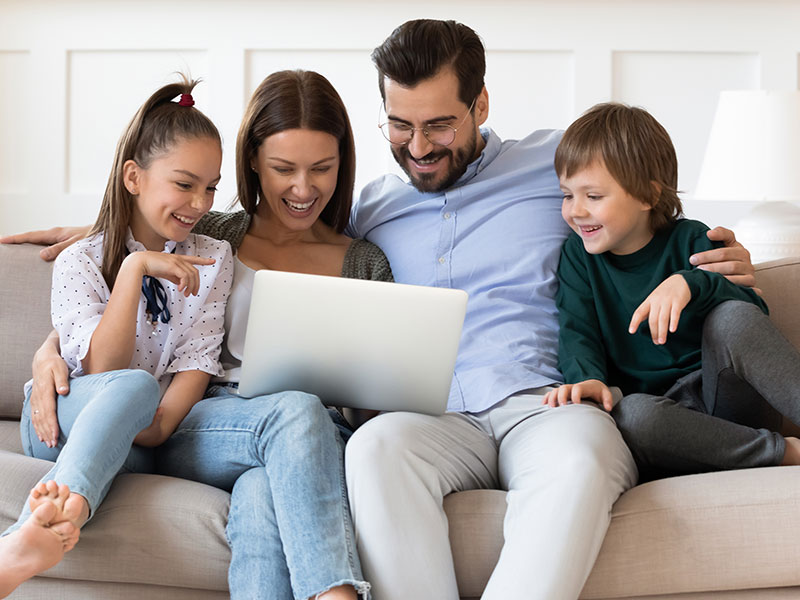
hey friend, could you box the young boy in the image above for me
[544,102,800,480]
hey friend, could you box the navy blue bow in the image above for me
[142,276,171,324]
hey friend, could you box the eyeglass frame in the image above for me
[378,98,477,147]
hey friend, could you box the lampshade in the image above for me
[694,90,800,263]
[695,90,800,202]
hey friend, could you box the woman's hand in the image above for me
[0,226,91,261]
[543,379,614,412]
[689,226,758,291]
[128,252,217,297]
[30,331,69,448]
[628,274,691,345]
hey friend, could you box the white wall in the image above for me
[1,0,799,234]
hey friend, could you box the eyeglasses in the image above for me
[378,98,476,147]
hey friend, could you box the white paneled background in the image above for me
[1,0,799,234]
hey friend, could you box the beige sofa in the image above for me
[2,242,799,599]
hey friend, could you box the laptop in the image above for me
[237,270,468,415]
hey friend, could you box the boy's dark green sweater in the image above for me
[556,219,768,396]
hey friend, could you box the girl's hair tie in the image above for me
[177,93,195,107]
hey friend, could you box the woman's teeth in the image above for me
[173,214,195,224]
[284,199,315,211]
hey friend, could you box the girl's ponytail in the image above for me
[91,74,220,289]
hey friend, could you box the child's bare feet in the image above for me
[29,480,89,533]
[0,502,79,598]
[781,437,800,466]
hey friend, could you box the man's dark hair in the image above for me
[371,19,485,106]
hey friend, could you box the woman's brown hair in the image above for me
[235,69,355,233]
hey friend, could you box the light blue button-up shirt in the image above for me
[348,128,571,413]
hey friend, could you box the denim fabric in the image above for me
[155,386,369,600]
[5,369,159,535]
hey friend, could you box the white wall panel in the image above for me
[0,51,30,195]
[67,50,208,201]
[484,51,574,140]
[2,0,800,233]
[612,51,759,194]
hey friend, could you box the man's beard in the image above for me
[391,130,478,193]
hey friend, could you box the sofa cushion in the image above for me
[0,243,53,419]
[0,450,231,592]
[754,257,800,349]
[0,419,23,453]
[581,466,800,598]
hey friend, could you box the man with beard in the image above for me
[343,19,756,600]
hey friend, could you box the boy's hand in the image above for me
[543,379,614,412]
[629,274,690,344]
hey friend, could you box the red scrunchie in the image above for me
[177,93,195,107]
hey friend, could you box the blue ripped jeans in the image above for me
[154,385,369,600]
[5,369,159,534]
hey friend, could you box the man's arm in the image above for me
[0,226,90,261]
[689,226,757,290]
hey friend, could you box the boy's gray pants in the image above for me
[612,300,800,480]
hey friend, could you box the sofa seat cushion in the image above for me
[582,466,800,598]
[0,419,23,453]
[0,450,231,592]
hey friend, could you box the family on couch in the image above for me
[2,17,795,600]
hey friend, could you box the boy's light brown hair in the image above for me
[554,102,683,232]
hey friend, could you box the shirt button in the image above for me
[443,212,451,219]
[438,257,446,264]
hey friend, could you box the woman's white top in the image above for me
[214,257,256,384]
[49,230,233,397]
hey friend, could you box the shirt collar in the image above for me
[124,228,177,254]
[452,128,501,187]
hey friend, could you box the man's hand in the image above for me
[0,226,90,261]
[543,380,614,412]
[629,274,691,345]
[689,226,758,290]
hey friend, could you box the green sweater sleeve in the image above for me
[555,234,608,385]
[675,227,768,317]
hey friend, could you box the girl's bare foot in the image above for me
[30,481,90,526]
[781,437,800,466]
[29,481,89,547]
[0,502,78,598]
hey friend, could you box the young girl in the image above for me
[0,75,232,594]
[545,102,800,481]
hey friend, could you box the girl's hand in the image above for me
[133,407,168,447]
[30,331,69,448]
[543,379,614,412]
[628,274,691,345]
[125,252,216,297]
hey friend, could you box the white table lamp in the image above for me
[694,90,800,264]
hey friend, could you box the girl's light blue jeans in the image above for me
[5,369,159,534]
[154,385,369,600]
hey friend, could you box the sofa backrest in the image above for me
[753,257,800,350]
[0,244,54,418]
[0,244,799,420]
